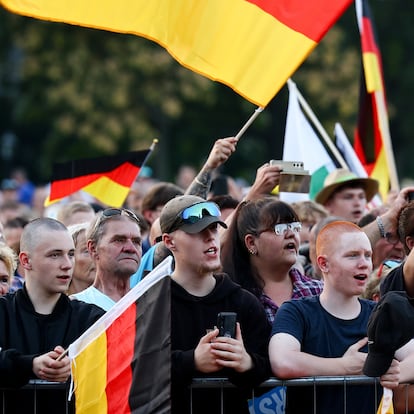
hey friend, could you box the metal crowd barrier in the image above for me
[0,380,71,414]
[0,377,412,413]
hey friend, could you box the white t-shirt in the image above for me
[71,286,115,311]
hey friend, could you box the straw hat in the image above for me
[315,168,379,205]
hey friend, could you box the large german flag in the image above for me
[354,0,396,198]
[46,150,150,207]
[68,258,172,414]
[0,0,352,107]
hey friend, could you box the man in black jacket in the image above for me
[0,217,104,413]
[160,195,271,414]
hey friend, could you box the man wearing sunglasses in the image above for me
[72,208,142,310]
[160,195,271,414]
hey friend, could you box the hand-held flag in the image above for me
[354,0,398,198]
[68,257,173,414]
[46,147,153,207]
[1,0,352,106]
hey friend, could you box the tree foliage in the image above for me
[0,1,413,186]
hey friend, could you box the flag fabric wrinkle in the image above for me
[46,149,150,208]
[354,0,395,199]
[0,0,352,107]
[68,256,173,414]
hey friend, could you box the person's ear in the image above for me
[19,252,32,270]
[317,255,329,273]
[244,234,257,255]
[163,234,175,250]
[88,240,98,258]
[406,236,414,252]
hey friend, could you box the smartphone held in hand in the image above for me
[217,312,237,338]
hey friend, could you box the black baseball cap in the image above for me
[363,291,414,377]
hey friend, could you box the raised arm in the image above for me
[362,186,414,246]
[185,137,238,198]
[220,162,282,242]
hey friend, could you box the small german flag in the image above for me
[46,150,151,207]
[69,257,172,414]
[354,0,391,199]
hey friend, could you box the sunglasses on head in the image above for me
[101,208,140,224]
[273,222,302,236]
[169,201,221,232]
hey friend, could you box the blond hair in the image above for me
[0,243,18,278]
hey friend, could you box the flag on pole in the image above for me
[335,122,368,179]
[354,0,397,199]
[0,0,352,107]
[335,122,382,207]
[45,149,151,207]
[282,80,336,202]
[68,257,172,414]
[376,388,394,414]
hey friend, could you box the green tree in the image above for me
[1,1,414,187]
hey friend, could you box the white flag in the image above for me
[335,122,368,178]
[282,80,335,202]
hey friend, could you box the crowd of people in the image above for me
[1,139,414,413]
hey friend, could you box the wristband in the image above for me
[376,216,386,238]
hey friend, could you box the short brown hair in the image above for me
[398,202,414,254]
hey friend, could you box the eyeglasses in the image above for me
[101,208,140,224]
[169,201,221,232]
[384,232,400,246]
[274,222,302,236]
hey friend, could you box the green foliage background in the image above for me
[0,1,413,187]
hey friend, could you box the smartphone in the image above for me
[217,312,237,338]
[269,160,310,193]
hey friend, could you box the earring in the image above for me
[249,249,257,256]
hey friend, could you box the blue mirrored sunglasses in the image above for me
[274,222,302,236]
[180,201,221,224]
[167,201,222,233]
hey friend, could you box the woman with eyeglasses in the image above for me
[221,197,323,324]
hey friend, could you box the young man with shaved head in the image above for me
[0,217,104,411]
[269,221,400,414]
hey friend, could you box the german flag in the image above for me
[354,0,393,199]
[68,258,172,414]
[46,150,150,207]
[0,0,352,107]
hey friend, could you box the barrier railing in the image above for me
[0,377,411,413]
[0,380,71,414]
